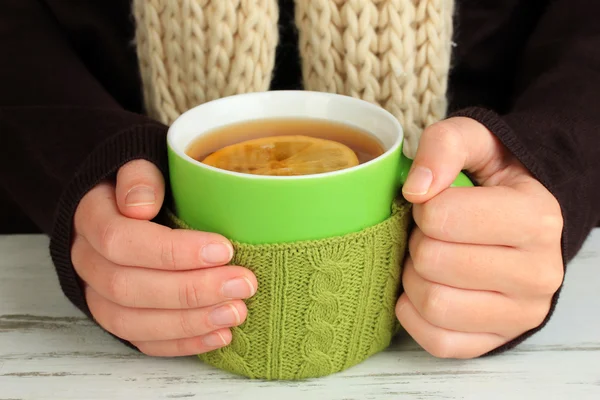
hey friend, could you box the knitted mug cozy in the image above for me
[133,0,453,379]
[132,0,455,159]
[167,199,412,380]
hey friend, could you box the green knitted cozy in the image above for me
[167,198,412,380]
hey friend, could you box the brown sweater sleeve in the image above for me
[450,0,600,354]
[0,1,168,329]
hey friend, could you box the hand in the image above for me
[71,160,257,357]
[396,117,564,358]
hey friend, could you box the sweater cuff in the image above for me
[48,123,168,349]
[448,106,566,355]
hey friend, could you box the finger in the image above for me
[86,286,248,342]
[133,329,232,357]
[395,293,506,359]
[402,260,546,337]
[74,183,234,270]
[116,159,165,220]
[407,228,561,296]
[402,117,503,203]
[411,184,562,248]
[72,236,256,309]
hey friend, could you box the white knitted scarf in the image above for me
[132,0,455,158]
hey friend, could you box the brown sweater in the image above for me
[1,0,599,354]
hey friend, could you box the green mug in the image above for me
[166,91,473,380]
[167,91,472,245]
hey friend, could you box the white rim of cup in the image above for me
[167,91,404,181]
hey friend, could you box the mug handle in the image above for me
[398,152,475,188]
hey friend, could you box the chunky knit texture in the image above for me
[133,0,279,126]
[167,199,412,380]
[132,0,455,158]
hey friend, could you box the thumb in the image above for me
[115,159,165,220]
[401,117,497,204]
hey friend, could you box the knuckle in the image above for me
[180,280,205,309]
[179,312,198,338]
[525,196,563,247]
[120,159,155,178]
[395,294,410,321]
[74,183,112,236]
[85,289,128,338]
[107,269,131,305]
[106,309,129,339]
[175,337,189,355]
[160,234,178,270]
[426,333,456,359]
[410,235,441,279]
[421,284,449,326]
[535,214,564,246]
[534,262,564,295]
[426,121,463,151]
[98,219,122,261]
[526,301,552,330]
[417,202,448,239]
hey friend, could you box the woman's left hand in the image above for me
[396,117,565,358]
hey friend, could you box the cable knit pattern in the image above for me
[297,244,345,378]
[167,199,412,380]
[133,0,279,126]
[133,0,455,158]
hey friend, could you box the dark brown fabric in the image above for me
[1,0,598,354]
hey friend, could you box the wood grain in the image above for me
[1,232,599,400]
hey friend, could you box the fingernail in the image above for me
[403,166,433,195]
[201,243,233,264]
[210,304,240,327]
[125,185,156,206]
[222,277,256,299]
[203,331,227,347]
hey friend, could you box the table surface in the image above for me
[1,231,599,400]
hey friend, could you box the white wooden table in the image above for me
[1,232,599,400]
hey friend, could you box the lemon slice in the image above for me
[201,135,360,176]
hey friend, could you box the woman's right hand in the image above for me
[71,160,257,357]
